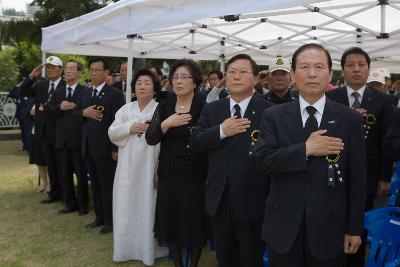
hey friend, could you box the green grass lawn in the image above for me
[0,140,217,267]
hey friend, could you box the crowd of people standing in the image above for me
[11,43,400,267]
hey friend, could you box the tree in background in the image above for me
[0,0,115,48]
[0,48,19,92]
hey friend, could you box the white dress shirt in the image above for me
[93,82,106,97]
[219,95,253,139]
[65,83,78,98]
[346,85,366,108]
[299,94,326,128]
[49,77,62,93]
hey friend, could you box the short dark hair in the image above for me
[88,57,109,71]
[226,54,258,76]
[169,59,202,87]
[341,47,371,69]
[149,66,163,77]
[208,70,223,80]
[131,68,161,95]
[66,59,83,71]
[291,43,332,72]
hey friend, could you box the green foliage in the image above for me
[0,47,19,92]
[0,20,39,46]
[11,42,42,79]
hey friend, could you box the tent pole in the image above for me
[126,36,134,104]
[41,52,46,78]
[381,2,386,34]
[220,37,225,73]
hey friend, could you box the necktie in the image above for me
[49,82,55,94]
[67,87,73,101]
[304,106,318,139]
[123,82,126,92]
[92,88,98,101]
[233,104,242,118]
[351,91,361,109]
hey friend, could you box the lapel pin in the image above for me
[252,111,255,115]
[328,120,335,124]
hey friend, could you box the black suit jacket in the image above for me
[48,84,88,149]
[19,77,66,144]
[191,95,274,221]
[112,81,125,91]
[326,86,394,193]
[383,107,400,160]
[76,84,125,160]
[253,98,367,261]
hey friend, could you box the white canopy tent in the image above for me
[41,0,400,101]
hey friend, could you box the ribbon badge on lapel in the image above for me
[363,113,376,139]
[96,105,105,113]
[326,154,344,187]
[248,129,260,155]
[188,126,195,137]
[96,105,104,122]
[250,129,260,143]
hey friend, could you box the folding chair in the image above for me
[365,207,400,267]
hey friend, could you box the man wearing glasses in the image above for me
[192,54,274,267]
[76,57,124,234]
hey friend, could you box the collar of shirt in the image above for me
[229,94,253,117]
[93,82,106,95]
[299,94,326,127]
[346,85,366,107]
[49,77,62,92]
[66,83,78,98]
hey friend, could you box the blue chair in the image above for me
[365,207,400,267]
[263,247,269,267]
[388,178,400,206]
[386,257,400,267]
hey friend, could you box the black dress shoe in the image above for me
[40,197,60,204]
[79,209,89,216]
[99,226,113,234]
[85,221,102,228]
[58,207,78,214]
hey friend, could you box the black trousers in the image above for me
[269,218,345,267]
[42,138,62,200]
[59,148,88,211]
[345,193,374,267]
[85,157,116,228]
[211,187,264,267]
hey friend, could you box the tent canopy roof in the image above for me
[42,0,400,72]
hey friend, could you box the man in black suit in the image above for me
[112,61,127,92]
[383,108,400,160]
[254,44,367,267]
[191,54,274,267]
[76,57,124,234]
[48,60,89,215]
[19,56,66,204]
[327,49,393,267]
[326,47,393,212]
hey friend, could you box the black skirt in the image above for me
[154,176,207,249]
[29,134,46,165]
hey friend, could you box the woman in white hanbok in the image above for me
[109,69,168,265]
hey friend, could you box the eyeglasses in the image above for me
[89,68,105,73]
[172,75,193,81]
[226,69,252,76]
